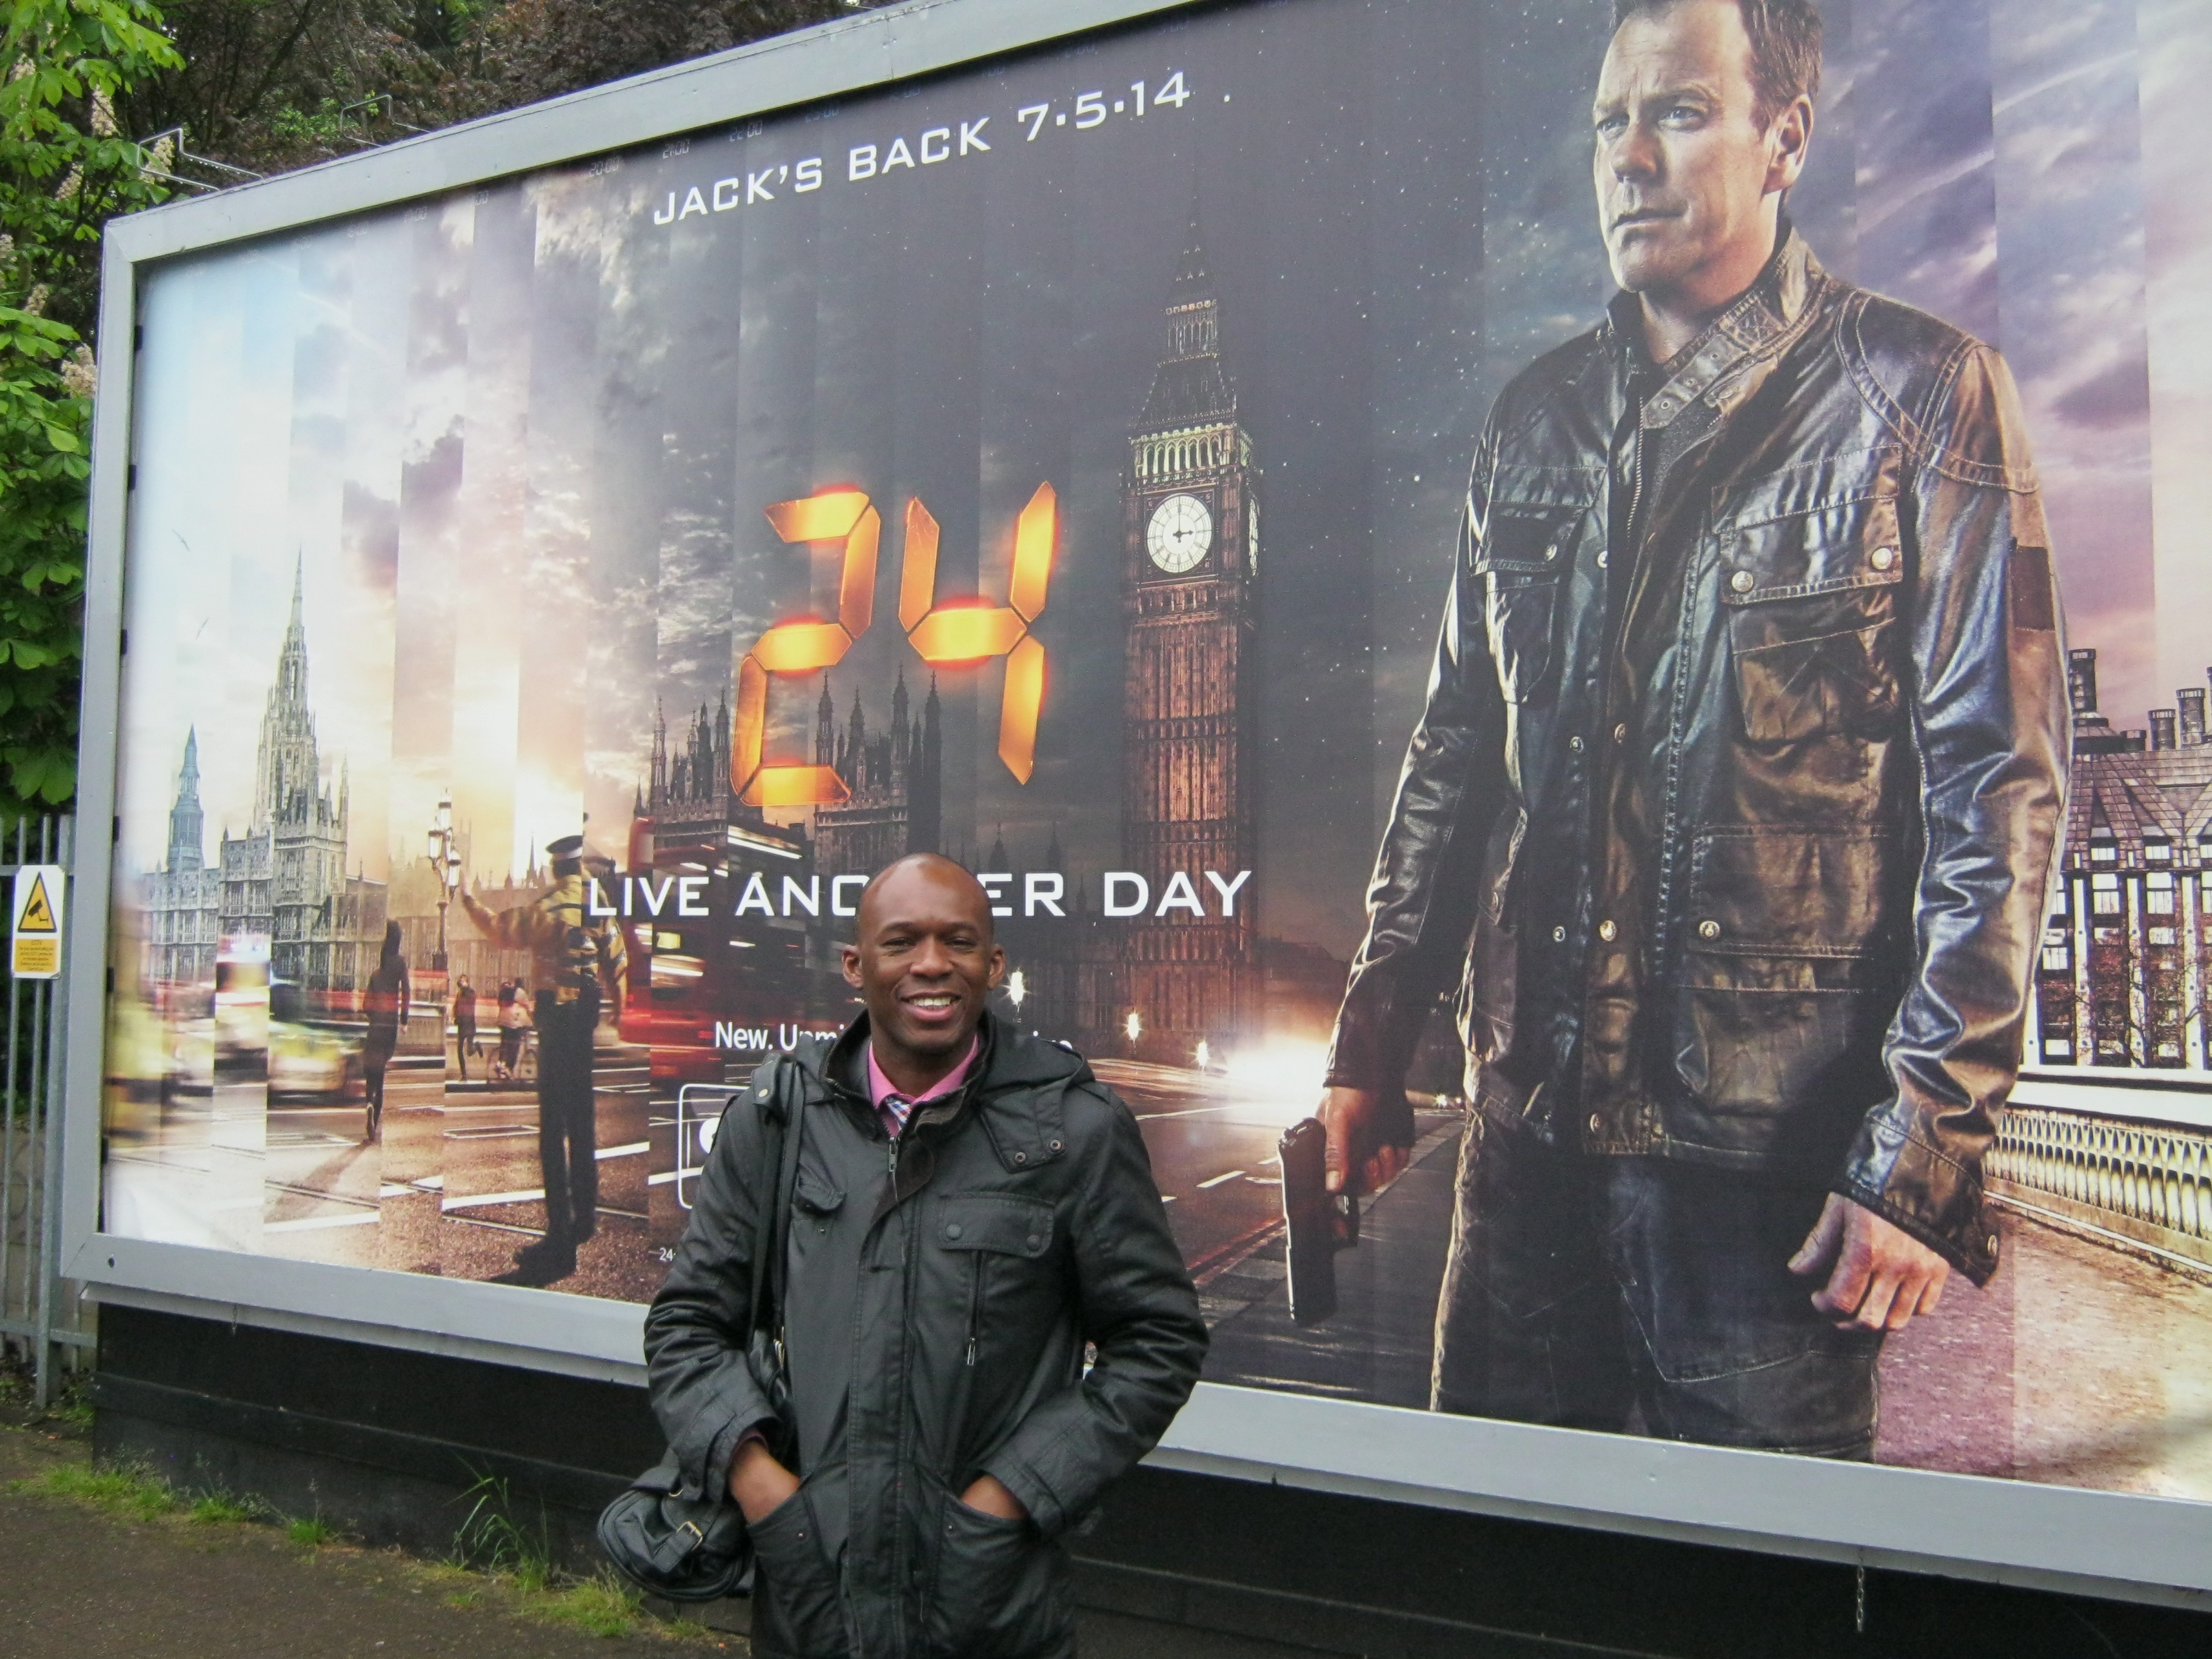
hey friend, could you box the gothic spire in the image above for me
[167,727,205,873]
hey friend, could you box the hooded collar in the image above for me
[1603,223,1824,430]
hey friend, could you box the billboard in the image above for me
[67,0,2212,1600]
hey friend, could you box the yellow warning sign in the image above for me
[17,872,54,933]
[12,864,63,980]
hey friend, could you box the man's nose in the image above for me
[909,937,955,977]
[1606,121,1661,183]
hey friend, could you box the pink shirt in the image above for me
[866,1034,980,1139]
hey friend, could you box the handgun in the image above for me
[1279,1116,1358,1326]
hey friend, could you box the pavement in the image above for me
[0,1421,1329,1659]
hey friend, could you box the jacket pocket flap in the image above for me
[1687,828,1895,958]
[1720,494,1903,606]
[935,1193,1054,1257]
[1471,501,1589,574]
[793,1167,845,1215]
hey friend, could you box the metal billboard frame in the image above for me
[58,0,2212,1610]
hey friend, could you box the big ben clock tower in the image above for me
[1119,217,1260,1059]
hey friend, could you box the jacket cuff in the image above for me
[1326,976,1416,1094]
[702,1409,780,1501]
[1838,1105,2002,1285]
[980,1450,1066,1539]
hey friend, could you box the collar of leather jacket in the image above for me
[1600,222,1824,431]
[793,1010,1091,1175]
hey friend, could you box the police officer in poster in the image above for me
[1319,0,2068,1455]
[461,834,628,1286]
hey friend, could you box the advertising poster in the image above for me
[97,0,2212,1511]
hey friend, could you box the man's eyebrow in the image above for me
[1595,77,1722,118]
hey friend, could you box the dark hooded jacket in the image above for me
[644,1013,1206,1659]
[1324,230,2069,1282]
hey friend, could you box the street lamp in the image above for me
[1006,968,1027,1014]
[425,797,460,971]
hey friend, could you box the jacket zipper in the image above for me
[965,1255,983,1367]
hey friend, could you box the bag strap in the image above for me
[744,1058,809,1347]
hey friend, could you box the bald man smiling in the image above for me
[646,855,1207,1659]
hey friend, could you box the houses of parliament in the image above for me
[140,568,387,996]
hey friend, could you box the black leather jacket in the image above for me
[1326,232,2068,1281]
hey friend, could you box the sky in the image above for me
[114,0,2189,960]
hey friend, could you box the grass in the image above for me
[190,1490,267,1525]
[286,1515,337,1547]
[533,1569,648,1637]
[18,1460,183,1521]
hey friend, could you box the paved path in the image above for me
[1878,1209,2212,1498]
[0,1426,674,1658]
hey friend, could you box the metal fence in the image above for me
[0,815,88,1405]
[1987,1100,2212,1273]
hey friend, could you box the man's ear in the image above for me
[840,943,864,989]
[1766,94,1814,195]
[987,943,1007,988]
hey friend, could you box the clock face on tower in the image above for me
[1146,493,1213,574]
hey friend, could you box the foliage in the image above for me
[463,0,882,115]
[0,1,177,816]
[0,300,93,814]
[0,0,181,331]
[118,0,886,179]
[286,1513,338,1546]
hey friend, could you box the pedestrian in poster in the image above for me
[645,855,1205,1658]
[1319,0,2067,1456]
[361,921,408,1144]
[452,974,478,1083]
[460,835,627,1285]
[494,980,527,1082]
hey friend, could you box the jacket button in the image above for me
[1568,735,1585,752]
[1613,723,1628,745]
[1552,926,1567,943]
[1871,545,1897,571]
[1597,919,1618,942]
[1544,542,1560,561]
[1698,919,1721,940]
[1013,1151,1028,1164]
[1588,1114,1603,1135]
[1025,1235,1042,1250]
[945,1222,964,1239]
[1049,1139,1063,1152]
[1729,569,1755,594]
[1988,1233,2002,1258]
[1596,550,1609,569]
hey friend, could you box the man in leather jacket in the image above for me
[1319,0,2067,1454]
[646,856,1205,1657]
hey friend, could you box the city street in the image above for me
[109,1039,2212,1503]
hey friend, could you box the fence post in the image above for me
[33,814,72,1407]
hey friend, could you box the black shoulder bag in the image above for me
[597,1068,808,1602]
